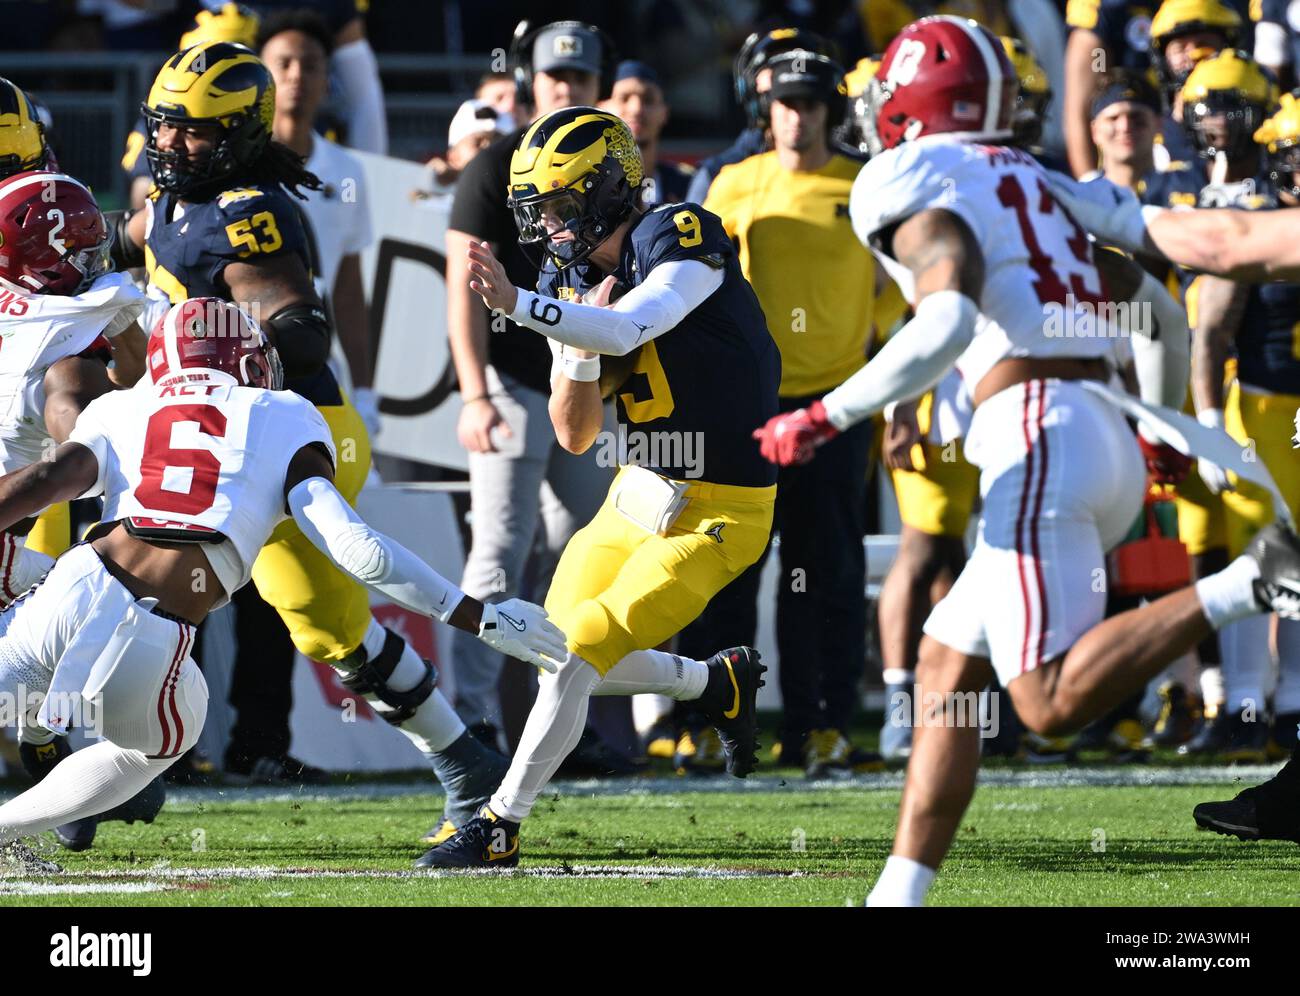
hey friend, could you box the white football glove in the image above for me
[1196,408,1235,494]
[351,386,382,439]
[477,598,567,672]
[1043,170,1151,251]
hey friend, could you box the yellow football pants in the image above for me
[545,468,775,674]
[26,502,71,558]
[250,397,374,662]
[1221,382,1300,558]
[888,392,979,538]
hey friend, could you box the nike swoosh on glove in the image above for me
[752,399,838,467]
[478,598,567,672]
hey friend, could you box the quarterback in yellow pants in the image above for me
[421,108,781,868]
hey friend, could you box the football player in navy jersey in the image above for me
[420,107,782,869]
[110,41,510,838]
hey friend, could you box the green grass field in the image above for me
[2,766,1298,906]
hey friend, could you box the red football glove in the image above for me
[1138,434,1193,485]
[752,400,839,467]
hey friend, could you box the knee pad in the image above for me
[334,628,435,726]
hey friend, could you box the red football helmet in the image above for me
[0,171,111,295]
[866,16,1018,153]
[148,297,283,390]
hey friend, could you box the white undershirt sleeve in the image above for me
[822,290,978,430]
[509,259,725,356]
[332,39,388,155]
[288,476,465,622]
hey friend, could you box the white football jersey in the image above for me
[0,272,144,472]
[850,137,1123,389]
[68,378,335,606]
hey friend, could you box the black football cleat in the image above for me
[18,739,97,852]
[414,806,520,869]
[1193,769,1300,844]
[699,647,766,778]
[1248,523,1300,619]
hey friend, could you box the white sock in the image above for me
[395,688,465,755]
[490,654,600,822]
[0,741,173,843]
[360,618,388,661]
[0,537,53,605]
[592,649,709,698]
[1221,613,1271,715]
[347,622,465,753]
[1201,665,1225,715]
[1195,555,1263,629]
[1274,618,1300,715]
[865,855,937,907]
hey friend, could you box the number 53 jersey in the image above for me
[537,202,782,487]
[67,381,335,606]
[849,137,1123,390]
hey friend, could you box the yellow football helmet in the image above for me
[142,41,276,196]
[0,78,49,179]
[179,2,260,51]
[1150,0,1242,90]
[1255,90,1300,197]
[843,56,881,155]
[508,106,642,270]
[1001,37,1051,148]
[1181,49,1277,160]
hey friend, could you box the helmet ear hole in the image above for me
[935,45,949,63]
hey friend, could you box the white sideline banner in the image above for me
[353,151,467,472]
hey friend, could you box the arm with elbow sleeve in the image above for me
[288,476,465,622]
[266,303,332,379]
[509,259,724,356]
[821,290,978,430]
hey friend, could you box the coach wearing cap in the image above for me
[680,50,883,774]
[445,21,616,741]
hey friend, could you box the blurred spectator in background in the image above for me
[259,8,377,432]
[1255,0,1300,88]
[602,60,693,208]
[682,51,882,778]
[1064,0,1249,175]
[686,26,835,205]
[1087,70,1161,184]
[79,0,201,50]
[252,0,387,154]
[474,70,526,128]
[427,96,515,188]
[445,20,626,772]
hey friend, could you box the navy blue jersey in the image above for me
[146,183,341,404]
[641,161,695,210]
[538,204,781,488]
[1259,0,1300,71]
[1068,0,1157,70]
[1234,176,1300,393]
[1158,115,1200,165]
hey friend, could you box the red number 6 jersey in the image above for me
[67,378,335,605]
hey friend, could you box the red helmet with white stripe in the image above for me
[148,297,283,390]
[0,171,111,295]
[867,16,1018,153]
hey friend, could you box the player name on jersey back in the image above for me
[68,378,334,603]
